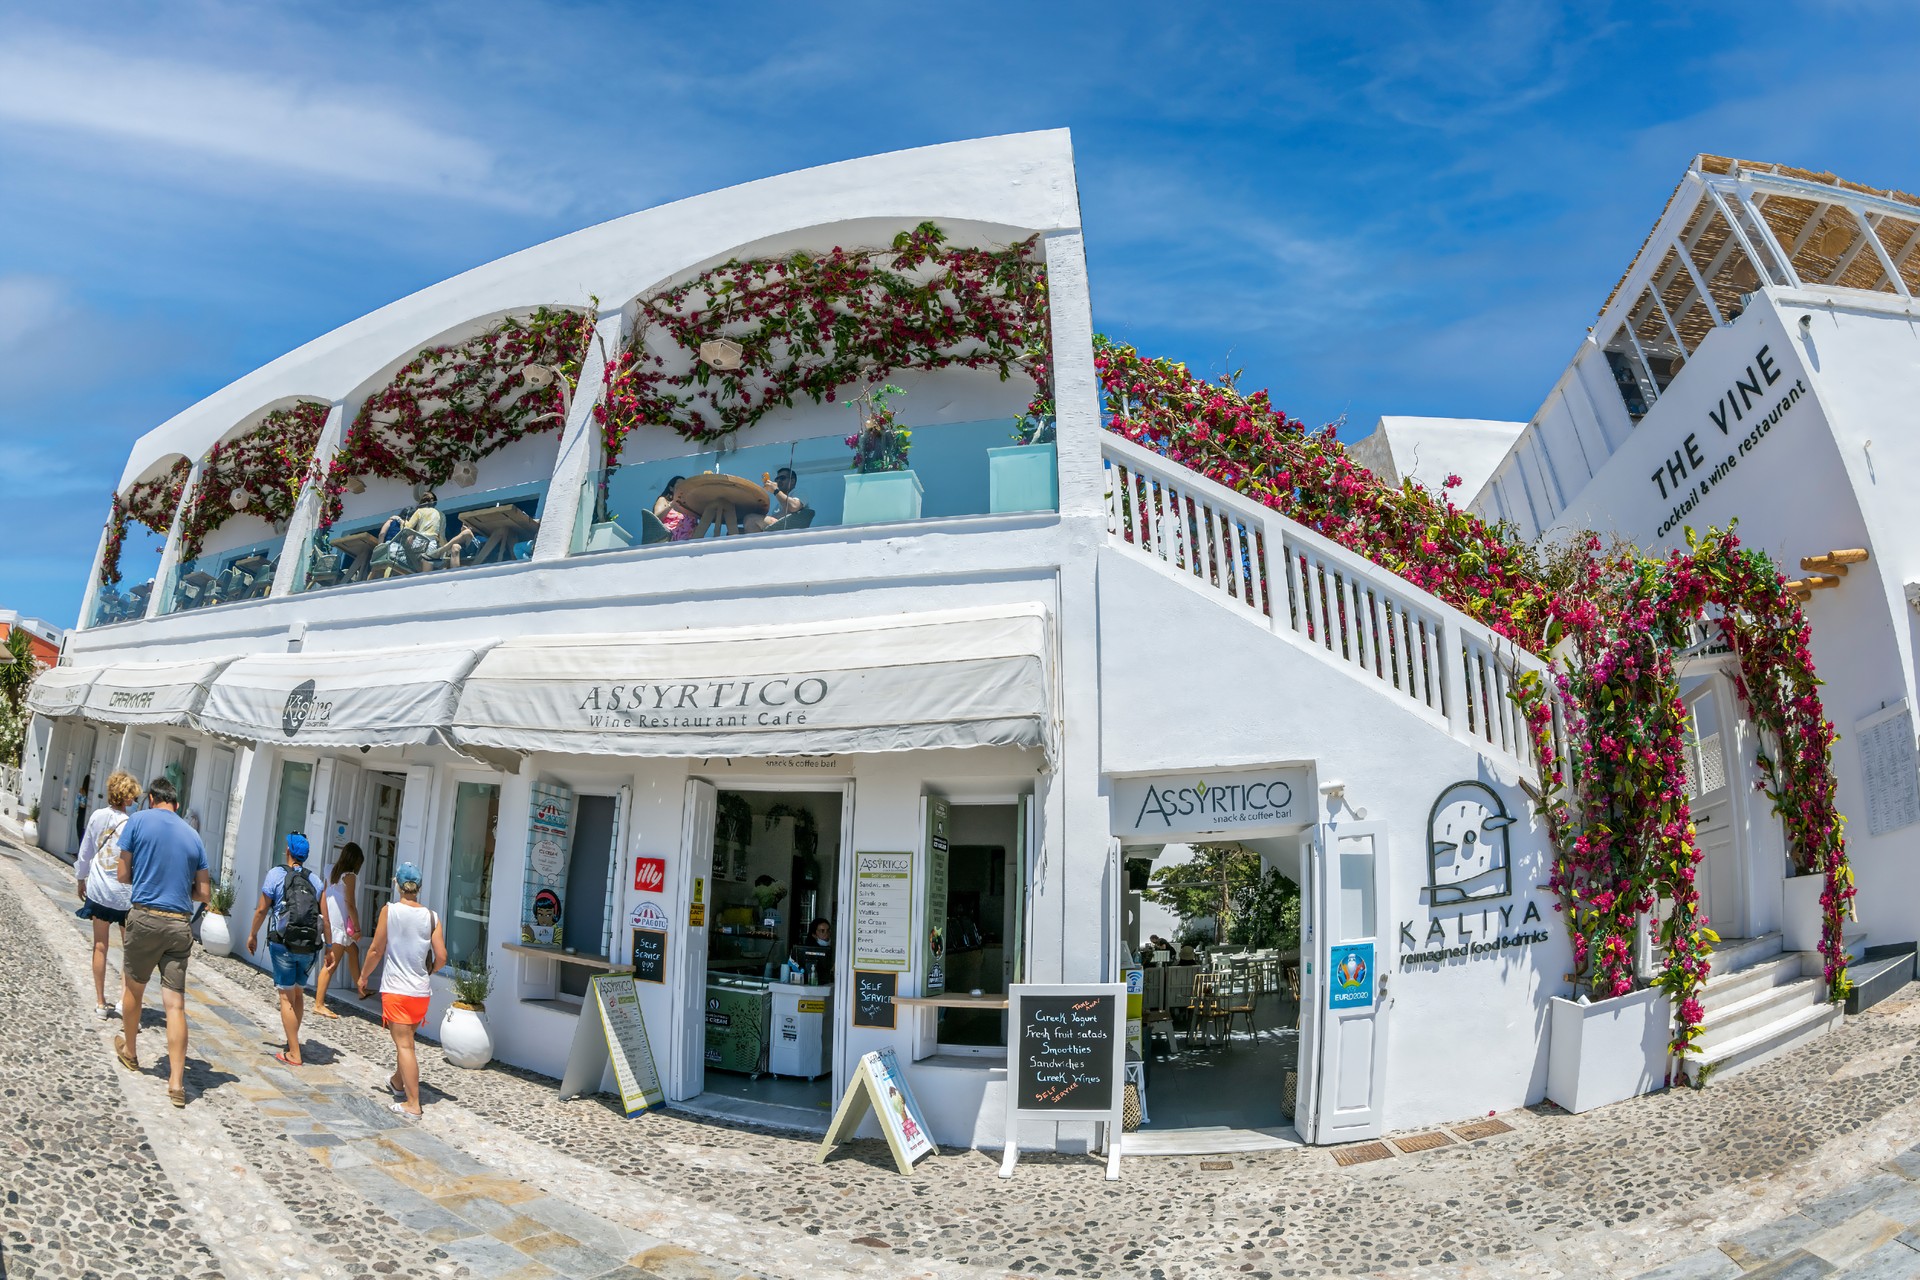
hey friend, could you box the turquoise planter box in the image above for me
[988,443,1059,513]
[842,469,924,525]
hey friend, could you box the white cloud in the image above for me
[0,36,508,203]
[0,275,75,351]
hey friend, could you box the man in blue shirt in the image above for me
[114,776,210,1107]
[246,834,325,1066]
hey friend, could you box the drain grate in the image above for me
[1198,1159,1234,1171]
[1391,1130,1456,1153]
[1331,1141,1394,1167]
[1452,1118,1514,1142]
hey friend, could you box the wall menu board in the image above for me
[853,852,913,971]
[852,970,897,1029]
[1857,702,1920,837]
[630,927,667,985]
[1000,983,1128,1181]
[922,798,951,995]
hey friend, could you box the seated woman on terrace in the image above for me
[377,489,474,573]
[653,477,700,542]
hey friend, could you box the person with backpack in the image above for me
[246,833,326,1066]
[358,861,445,1121]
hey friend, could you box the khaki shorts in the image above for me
[124,907,194,993]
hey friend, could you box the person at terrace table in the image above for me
[653,477,700,542]
[377,489,474,573]
[746,468,805,532]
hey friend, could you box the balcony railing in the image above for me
[570,418,1057,555]
[158,538,285,616]
[297,487,544,594]
[86,578,155,627]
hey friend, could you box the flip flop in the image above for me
[113,1034,139,1072]
[273,1051,301,1067]
[319,1009,341,1019]
[168,1087,186,1108]
[387,1103,422,1124]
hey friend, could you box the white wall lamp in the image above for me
[1319,781,1368,821]
[698,338,744,370]
[452,460,479,488]
[228,487,253,511]
[523,362,574,423]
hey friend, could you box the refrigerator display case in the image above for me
[704,976,771,1075]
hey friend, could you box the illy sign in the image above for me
[1110,765,1314,839]
[634,856,666,893]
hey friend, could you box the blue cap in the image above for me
[286,833,310,861]
[395,861,423,889]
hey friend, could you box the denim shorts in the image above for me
[268,943,318,990]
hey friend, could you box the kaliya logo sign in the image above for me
[281,680,335,737]
[1401,779,1549,968]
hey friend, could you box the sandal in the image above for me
[168,1087,186,1109]
[319,1008,341,1020]
[387,1103,422,1124]
[113,1034,139,1072]
[273,1051,301,1067]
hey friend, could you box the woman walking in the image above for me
[314,842,364,1018]
[74,771,140,1017]
[358,862,445,1121]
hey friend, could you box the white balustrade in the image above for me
[1101,433,1551,778]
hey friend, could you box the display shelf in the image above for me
[893,992,1010,1009]
[501,942,625,971]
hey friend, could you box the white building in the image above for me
[1425,155,1920,1041]
[1347,416,1524,503]
[26,132,1574,1155]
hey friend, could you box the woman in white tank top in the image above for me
[358,862,445,1120]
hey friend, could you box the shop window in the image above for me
[273,761,313,855]
[558,793,620,998]
[936,803,1023,1052]
[444,782,501,966]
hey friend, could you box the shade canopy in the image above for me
[197,642,495,748]
[452,606,1053,759]
[25,665,96,718]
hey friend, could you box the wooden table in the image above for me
[457,503,540,565]
[674,472,768,536]
[330,531,380,581]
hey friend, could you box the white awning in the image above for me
[451,607,1053,759]
[64,657,235,726]
[25,665,95,718]
[197,642,495,748]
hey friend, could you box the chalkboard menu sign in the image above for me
[1016,993,1118,1112]
[630,928,667,985]
[852,970,897,1029]
[1001,983,1129,1181]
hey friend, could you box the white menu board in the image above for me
[853,851,914,971]
[1857,702,1920,837]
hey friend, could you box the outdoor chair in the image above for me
[1220,969,1258,1041]
[638,510,673,544]
[761,507,817,533]
[306,546,345,588]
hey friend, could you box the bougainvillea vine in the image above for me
[98,457,192,587]
[176,401,329,563]
[595,222,1052,463]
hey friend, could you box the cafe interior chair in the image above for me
[638,510,672,545]
[1221,969,1258,1041]
[1189,973,1226,1047]
[1286,963,1302,1029]
[760,507,817,534]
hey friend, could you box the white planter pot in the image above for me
[22,819,38,845]
[1783,872,1824,954]
[842,469,924,525]
[200,911,233,958]
[1546,986,1674,1113]
[440,1003,494,1069]
[585,521,633,552]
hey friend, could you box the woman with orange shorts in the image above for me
[357,861,446,1121]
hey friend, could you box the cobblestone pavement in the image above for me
[15,819,1920,1280]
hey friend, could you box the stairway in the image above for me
[1693,933,1841,1084]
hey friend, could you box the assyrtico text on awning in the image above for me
[196,643,496,748]
[450,607,1053,760]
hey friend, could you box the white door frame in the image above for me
[1307,820,1391,1145]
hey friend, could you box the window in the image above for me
[273,761,313,856]
[444,782,501,965]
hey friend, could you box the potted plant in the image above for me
[842,384,923,525]
[989,413,1059,513]
[23,803,38,846]
[441,954,495,1069]
[201,877,237,957]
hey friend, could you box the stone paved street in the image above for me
[13,817,1920,1278]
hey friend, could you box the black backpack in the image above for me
[272,870,324,954]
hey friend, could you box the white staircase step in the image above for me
[1700,953,1805,1014]
[1699,977,1824,1050]
[1695,1001,1841,1085]
[1706,933,1784,974]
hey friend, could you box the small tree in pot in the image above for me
[441,953,495,1069]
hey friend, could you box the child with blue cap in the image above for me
[247,832,326,1066]
[360,859,445,1120]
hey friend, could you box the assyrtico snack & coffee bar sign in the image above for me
[1109,765,1314,839]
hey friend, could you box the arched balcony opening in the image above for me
[86,454,191,627]
[573,219,1057,556]
[156,399,330,616]
[297,305,593,594]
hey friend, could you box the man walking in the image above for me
[115,777,210,1108]
[246,833,325,1066]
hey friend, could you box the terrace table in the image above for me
[458,503,540,565]
[674,472,768,537]
[330,531,380,582]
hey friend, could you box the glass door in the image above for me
[443,782,500,967]
[273,761,314,856]
[360,776,403,933]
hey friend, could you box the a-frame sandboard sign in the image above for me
[815,1048,938,1176]
[557,973,665,1116]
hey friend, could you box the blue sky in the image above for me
[3,0,1916,625]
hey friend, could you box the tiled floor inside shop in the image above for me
[1141,990,1301,1132]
